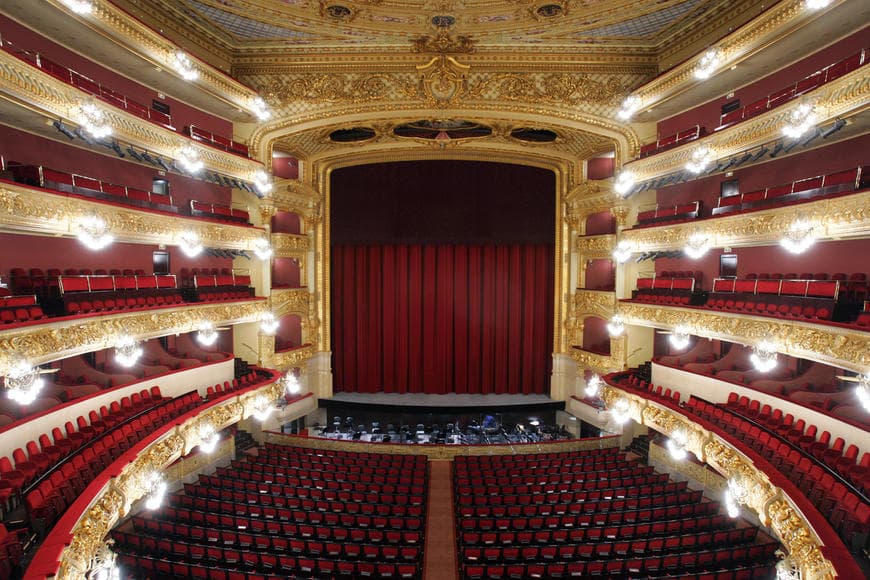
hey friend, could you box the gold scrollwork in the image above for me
[271,288,311,318]
[468,73,626,106]
[572,290,616,319]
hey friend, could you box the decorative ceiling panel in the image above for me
[580,0,704,38]
[189,0,319,40]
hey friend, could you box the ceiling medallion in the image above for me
[431,15,456,28]
[533,1,567,20]
[329,127,377,142]
[320,3,355,21]
[412,29,475,54]
[510,127,559,143]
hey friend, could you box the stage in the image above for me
[323,392,562,411]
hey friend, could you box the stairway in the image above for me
[627,434,651,462]
[424,460,458,580]
[233,430,257,457]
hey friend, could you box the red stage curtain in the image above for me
[332,244,553,394]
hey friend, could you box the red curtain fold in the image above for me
[332,244,553,394]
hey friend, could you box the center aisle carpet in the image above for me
[424,460,459,580]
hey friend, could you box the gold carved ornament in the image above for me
[54,379,291,579]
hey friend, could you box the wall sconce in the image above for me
[253,170,273,195]
[669,326,691,350]
[198,423,220,454]
[685,145,714,174]
[780,220,816,254]
[610,398,632,425]
[584,374,602,398]
[694,48,721,80]
[252,395,274,421]
[61,0,93,14]
[281,372,301,396]
[3,360,46,405]
[260,312,280,335]
[666,430,689,461]
[782,103,817,139]
[77,215,114,250]
[114,336,143,368]
[253,238,273,260]
[178,144,204,174]
[724,478,746,518]
[143,472,167,510]
[854,375,869,413]
[172,51,199,81]
[617,95,641,121]
[612,240,632,263]
[684,232,710,259]
[613,171,636,196]
[606,314,625,338]
[77,100,112,139]
[750,341,778,372]
[196,322,219,346]
[179,230,203,257]
[251,97,272,121]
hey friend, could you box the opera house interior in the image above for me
[0,0,867,578]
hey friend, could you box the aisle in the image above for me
[424,460,459,580]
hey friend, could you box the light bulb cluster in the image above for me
[178,145,204,174]
[114,335,143,368]
[617,96,641,121]
[198,423,220,454]
[253,170,273,195]
[613,171,636,197]
[685,146,714,174]
[666,430,689,461]
[78,101,113,139]
[612,240,632,264]
[782,103,817,139]
[61,0,93,14]
[196,322,219,346]
[855,375,870,413]
[253,395,274,422]
[775,554,802,580]
[669,326,691,350]
[260,312,280,335]
[253,238,273,260]
[172,51,199,81]
[77,215,114,250]
[143,472,167,510]
[584,374,602,398]
[684,233,710,259]
[179,230,203,257]
[805,0,830,10]
[282,372,301,396]
[724,478,746,518]
[751,341,779,373]
[4,360,45,405]
[694,49,721,80]
[606,314,625,338]
[610,398,632,425]
[251,97,272,121]
[780,220,816,254]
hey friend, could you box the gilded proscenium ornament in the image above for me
[576,234,615,257]
[568,347,622,377]
[269,179,321,221]
[629,0,831,117]
[0,300,269,375]
[411,29,476,54]
[271,343,316,372]
[618,301,870,373]
[603,382,838,580]
[0,49,265,182]
[43,0,260,114]
[624,66,869,182]
[270,288,311,318]
[53,378,288,580]
[0,181,267,249]
[621,189,870,252]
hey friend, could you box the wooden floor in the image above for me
[424,460,459,580]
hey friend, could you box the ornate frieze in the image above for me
[272,232,310,258]
[602,383,837,579]
[53,379,293,579]
[571,290,617,320]
[270,343,316,371]
[0,48,264,182]
[270,288,311,318]
[621,189,870,251]
[567,347,623,377]
[625,66,870,182]
[0,300,268,375]
[268,180,321,220]
[618,301,870,373]
[0,181,267,249]
[575,234,616,256]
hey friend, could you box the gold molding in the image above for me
[576,234,616,256]
[620,189,870,251]
[600,383,838,580]
[618,301,870,373]
[269,343,316,372]
[52,379,299,579]
[627,0,842,117]
[267,180,321,220]
[571,290,617,320]
[0,181,267,249]
[270,287,311,318]
[624,66,870,181]
[0,48,265,182]
[44,0,261,117]
[567,346,624,376]
[0,300,268,375]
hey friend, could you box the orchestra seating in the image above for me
[711,166,868,216]
[454,448,776,579]
[686,395,869,548]
[111,444,428,579]
[639,125,706,159]
[715,49,867,132]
